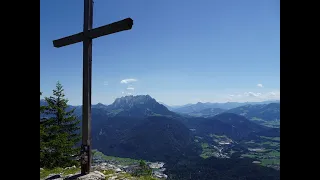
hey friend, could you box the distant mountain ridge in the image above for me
[170,101,280,125]
[171,100,280,114]
[226,103,280,121]
[181,108,226,118]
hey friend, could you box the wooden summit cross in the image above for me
[52,0,133,175]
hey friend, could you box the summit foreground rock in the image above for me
[75,171,105,180]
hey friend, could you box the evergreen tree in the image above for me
[133,160,152,176]
[40,82,81,168]
[139,160,147,168]
[40,92,47,166]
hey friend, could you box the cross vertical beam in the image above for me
[52,0,133,175]
[81,0,93,175]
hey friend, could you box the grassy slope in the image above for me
[40,151,160,180]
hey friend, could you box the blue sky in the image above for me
[40,0,280,106]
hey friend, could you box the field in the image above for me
[250,117,280,128]
[196,134,280,169]
[40,167,80,179]
[93,149,141,165]
[241,136,280,168]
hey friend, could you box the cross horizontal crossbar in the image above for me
[53,18,133,48]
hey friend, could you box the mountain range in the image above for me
[40,95,280,141]
[226,103,280,121]
[171,100,279,113]
[169,101,280,123]
[40,95,280,179]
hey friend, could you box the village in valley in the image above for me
[196,133,280,170]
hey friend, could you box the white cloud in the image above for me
[228,94,242,98]
[265,91,280,99]
[120,78,137,84]
[244,92,262,97]
[103,81,108,86]
[257,84,263,88]
[183,90,280,104]
[127,87,134,91]
[235,90,279,101]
